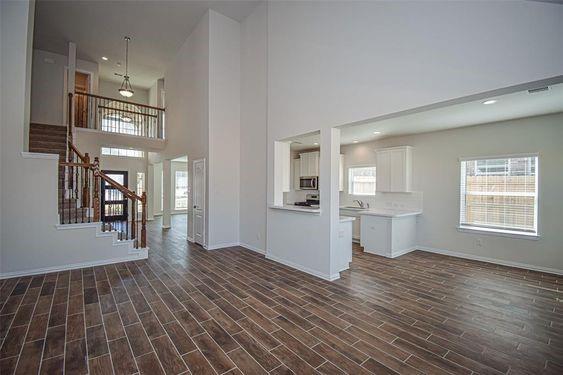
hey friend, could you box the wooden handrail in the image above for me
[75,91,165,111]
[97,171,143,202]
[97,105,158,118]
[67,141,86,162]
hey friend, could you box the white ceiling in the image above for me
[33,0,260,88]
[288,82,563,149]
[336,82,563,146]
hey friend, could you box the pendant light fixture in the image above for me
[118,36,134,98]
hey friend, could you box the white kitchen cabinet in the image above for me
[292,159,301,190]
[299,151,320,177]
[360,212,418,258]
[376,146,412,192]
[339,154,344,192]
[339,208,361,242]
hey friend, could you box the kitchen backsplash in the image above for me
[340,191,423,211]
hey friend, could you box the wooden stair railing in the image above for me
[58,93,147,248]
[70,91,165,138]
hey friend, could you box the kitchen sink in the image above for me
[342,206,368,210]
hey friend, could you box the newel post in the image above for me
[93,157,100,222]
[141,192,147,248]
[83,153,90,207]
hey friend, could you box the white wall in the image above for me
[240,2,268,253]
[163,11,210,240]
[342,113,563,271]
[148,78,165,108]
[1,1,145,277]
[99,79,149,105]
[207,10,241,248]
[264,0,563,279]
[31,49,99,126]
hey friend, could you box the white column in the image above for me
[319,127,341,279]
[66,41,76,127]
[162,159,171,228]
[146,163,154,221]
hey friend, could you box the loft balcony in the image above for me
[71,92,166,149]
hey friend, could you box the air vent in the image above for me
[528,86,549,94]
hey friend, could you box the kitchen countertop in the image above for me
[340,207,422,217]
[339,216,356,223]
[269,205,321,214]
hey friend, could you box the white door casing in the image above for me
[192,159,206,247]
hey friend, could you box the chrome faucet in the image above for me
[353,199,369,209]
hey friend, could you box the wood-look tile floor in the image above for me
[1,215,562,374]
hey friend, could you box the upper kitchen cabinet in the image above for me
[299,151,320,177]
[376,146,413,192]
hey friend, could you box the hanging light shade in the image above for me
[118,36,134,98]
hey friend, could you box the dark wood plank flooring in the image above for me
[0,215,561,374]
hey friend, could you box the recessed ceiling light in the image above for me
[102,56,108,61]
[313,142,319,145]
[482,99,497,105]
[353,140,359,143]
[373,131,381,135]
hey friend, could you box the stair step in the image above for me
[30,123,67,133]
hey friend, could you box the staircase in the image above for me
[29,123,91,223]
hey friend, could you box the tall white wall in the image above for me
[240,3,268,253]
[207,10,241,248]
[31,49,99,126]
[264,1,563,278]
[341,113,563,272]
[163,12,210,240]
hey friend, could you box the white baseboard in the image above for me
[418,246,563,276]
[265,253,340,281]
[0,251,149,279]
[239,243,266,255]
[187,236,194,242]
[391,246,417,258]
[206,242,240,250]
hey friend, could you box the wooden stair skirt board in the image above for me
[0,222,148,279]
[29,123,67,159]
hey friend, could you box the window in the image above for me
[136,172,145,213]
[101,147,144,158]
[175,171,188,210]
[460,155,538,236]
[348,167,376,196]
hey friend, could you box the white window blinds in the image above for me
[459,155,538,234]
[348,167,376,196]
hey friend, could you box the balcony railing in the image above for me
[72,91,165,139]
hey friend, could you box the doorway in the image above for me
[101,171,128,223]
[192,159,205,246]
[74,71,91,128]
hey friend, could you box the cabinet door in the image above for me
[293,159,301,190]
[309,151,319,176]
[389,149,405,192]
[376,151,391,192]
[300,153,309,177]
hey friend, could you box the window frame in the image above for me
[100,146,144,158]
[458,153,540,239]
[174,170,188,210]
[347,165,377,197]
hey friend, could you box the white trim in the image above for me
[457,226,539,240]
[162,225,171,229]
[391,246,417,258]
[239,243,266,255]
[458,152,539,162]
[21,152,59,160]
[55,222,100,230]
[265,253,340,281]
[206,242,240,250]
[418,246,563,276]
[0,251,148,279]
[187,236,194,242]
[76,127,166,144]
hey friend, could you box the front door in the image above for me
[193,159,205,246]
[101,171,128,222]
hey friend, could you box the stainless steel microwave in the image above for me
[300,176,318,190]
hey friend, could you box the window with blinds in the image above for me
[459,155,538,235]
[348,166,376,196]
